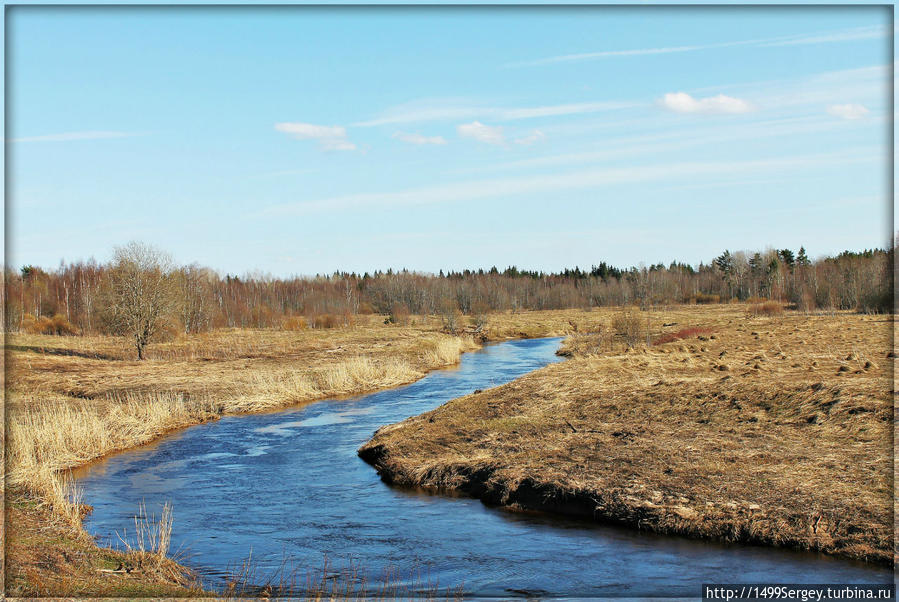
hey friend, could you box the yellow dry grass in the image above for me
[5,320,478,597]
[360,305,895,564]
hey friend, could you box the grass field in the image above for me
[5,309,595,597]
[8,305,893,596]
[360,305,895,565]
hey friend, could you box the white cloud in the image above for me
[9,131,137,143]
[354,99,635,127]
[658,92,754,115]
[275,122,356,151]
[457,121,505,145]
[392,131,447,145]
[513,130,545,146]
[827,103,870,120]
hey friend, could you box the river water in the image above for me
[75,337,892,598]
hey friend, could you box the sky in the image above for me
[7,6,893,276]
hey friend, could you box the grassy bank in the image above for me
[6,317,486,596]
[5,309,598,596]
[360,305,894,565]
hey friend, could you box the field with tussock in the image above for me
[360,305,895,565]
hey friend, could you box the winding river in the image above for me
[75,337,892,598]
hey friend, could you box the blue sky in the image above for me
[7,6,892,276]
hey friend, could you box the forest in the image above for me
[5,243,892,337]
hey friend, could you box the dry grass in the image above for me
[6,310,592,597]
[5,320,478,597]
[749,301,785,316]
[223,554,462,600]
[5,489,203,597]
[360,305,895,565]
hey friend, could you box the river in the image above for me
[75,337,892,598]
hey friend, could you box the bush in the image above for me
[749,301,784,316]
[746,296,768,304]
[23,313,78,335]
[385,303,410,326]
[282,316,308,331]
[441,309,462,335]
[612,310,644,348]
[693,293,720,305]
[357,302,376,315]
[310,314,340,329]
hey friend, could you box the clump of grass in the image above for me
[749,301,784,316]
[132,502,173,560]
[653,327,713,346]
[557,324,610,357]
[223,554,459,600]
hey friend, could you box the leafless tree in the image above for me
[101,242,177,359]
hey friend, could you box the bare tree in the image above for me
[101,242,176,359]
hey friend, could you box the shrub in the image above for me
[612,310,644,348]
[282,316,308,331]
[748,301,784,316]
[23,313,78,335]
[746,296,768,304]
[357,302,375,315]
[798,292,817,313]
[441,309,462,335]
[385,303,410,326]
[311,314,340,329]
[693,293,720,305]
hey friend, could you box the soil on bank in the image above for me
[360,306,894,565]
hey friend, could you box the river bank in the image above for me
[6,310,594,597]
[359,306,894,565]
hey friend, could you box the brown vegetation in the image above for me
[6,319,484,597]
[749,301,785,316]
[5,246,892,344]
[359,305,894,564]
[7,306,615,597]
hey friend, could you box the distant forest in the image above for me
[5,244,893,335]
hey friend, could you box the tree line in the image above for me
[5,242,893,344]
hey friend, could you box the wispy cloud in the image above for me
[354,99,635,127]
[457,121,506,145]
[274,122,356,151]
[658,92,754,115]
[759,25,887,47]
[392,131,447,145]
[260,148,876,216]
[9,130,139,143]
[509,25,888,67]
[826,103,870,120]
[513,130,545,146]
[462,114,881,175]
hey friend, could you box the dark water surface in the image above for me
[76,338,892,598]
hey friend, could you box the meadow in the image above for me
[6,304,894,597]
[360,305,895,565]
